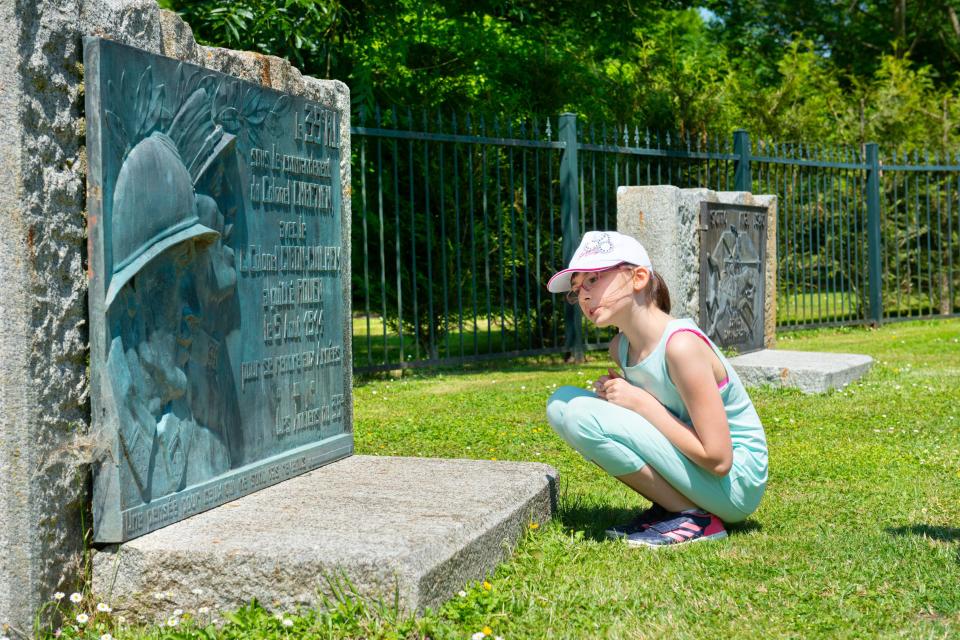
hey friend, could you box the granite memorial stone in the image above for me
[85,37,352,543]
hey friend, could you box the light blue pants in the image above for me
[546,386,754,522]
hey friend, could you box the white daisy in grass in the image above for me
[69,593,82,604]
[166,616,179,627]
[282,618,294,628]
[53,592,65,601]
[96,602,112,613]
[75,613,89,625]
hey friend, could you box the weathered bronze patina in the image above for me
[85,38,351,542]
[699,202,767,354]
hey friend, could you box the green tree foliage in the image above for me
[160,0,960,149]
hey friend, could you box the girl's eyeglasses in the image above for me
[565,266,628,305]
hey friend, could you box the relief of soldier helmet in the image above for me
[105,131,220,308]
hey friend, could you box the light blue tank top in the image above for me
[618,318,768,487]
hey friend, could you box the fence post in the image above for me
[733,129,752,192]
[559,112,584,362]
[865,142,883,325]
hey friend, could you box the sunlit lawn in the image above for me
[346,318,960,638]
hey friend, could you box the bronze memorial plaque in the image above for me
[699,202,767,354]
[84,38,352,542]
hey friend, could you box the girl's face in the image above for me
[570,266,642,327]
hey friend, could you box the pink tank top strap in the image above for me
[665,328,729,389]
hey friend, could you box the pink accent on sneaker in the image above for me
[703,514,727,537]
[663,531,687,542]
[678,522,700,531]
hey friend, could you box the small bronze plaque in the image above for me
[699,202,767,353]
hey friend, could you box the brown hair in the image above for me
[648,270,671,313]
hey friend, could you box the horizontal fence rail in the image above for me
[350,110,960,372]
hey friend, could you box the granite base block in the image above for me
[730,349,874,394]
[92,455,557,618]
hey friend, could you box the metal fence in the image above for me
[350,110,960,372]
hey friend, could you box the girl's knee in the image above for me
[546,387,604,449]
[546,386,593,429]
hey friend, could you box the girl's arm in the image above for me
[601,333,733,476]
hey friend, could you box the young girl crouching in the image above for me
[546,231,768,547]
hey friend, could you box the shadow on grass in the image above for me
[558,501,762,543]
[888,525,960,542]
[888,525,960,564]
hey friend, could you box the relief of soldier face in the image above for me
[195,194,237,301]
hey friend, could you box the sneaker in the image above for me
[624,510,727,548]
[604,503,671,539]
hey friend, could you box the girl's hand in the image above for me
[593,368,621,400]
[602,375,656,415]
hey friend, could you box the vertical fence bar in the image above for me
[924,152,934,314]
[507,126,519,350]
[559,112,583,361]
[466,116,477,355]
[437,112,448,358]
[533,121,543,348]
[376,117,388,364]
[734,129,751,192]
[890,152,900,316]
[479,118,490,354]
[422,111,434,358]
[521,129,532,349]
[360,137,371,365]
[814,146,823,322]
[452,114,464,358]
[934,157,945,315]
[866,142,883,324]
[913,152,922,314]
[951,166,958,312]
[406,111,419,360]
[392,129,404,362]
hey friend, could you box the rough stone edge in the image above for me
[0,1,350,628]
[0,0,32,624]
[410,463,557,612]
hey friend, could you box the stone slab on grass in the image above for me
[730,349,874,394]
[93,455,557,618]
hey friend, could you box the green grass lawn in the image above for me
[350,319,960,639]
[46,319,960,639]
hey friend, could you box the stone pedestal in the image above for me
[93,456,557,617]
[0,1,349,628]
[730,350,874,394]
[616,186,778,348]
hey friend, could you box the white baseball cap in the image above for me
[546,231,653,293]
